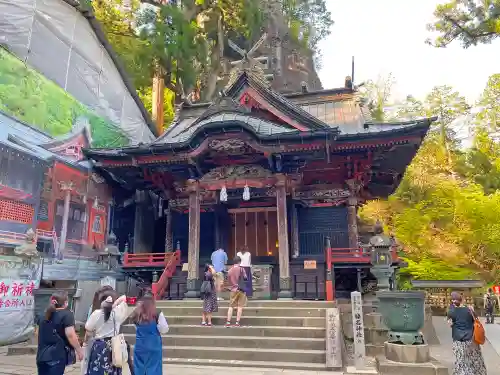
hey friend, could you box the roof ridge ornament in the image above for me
[225,33,270,91]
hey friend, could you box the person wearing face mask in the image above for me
[447,291,486,375]
[36,291,83,375]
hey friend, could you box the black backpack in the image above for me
[486,294,495,308]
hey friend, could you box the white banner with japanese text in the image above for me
[0,255,41,345]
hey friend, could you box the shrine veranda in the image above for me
[84,70,436,300]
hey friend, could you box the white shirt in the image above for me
[237,251,252,267]
[85,295,129,339]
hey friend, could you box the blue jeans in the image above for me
[37,360,66,375]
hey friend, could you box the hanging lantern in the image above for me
[220,186,228,202]
[243,185,250,201]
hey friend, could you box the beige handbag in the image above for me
[111,313,128,368]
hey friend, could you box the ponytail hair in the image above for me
[91,285,115,313]
[99,290,116,322]
[45,291,68,321]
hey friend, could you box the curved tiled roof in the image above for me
[154,112,297,145]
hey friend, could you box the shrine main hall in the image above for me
[84,69,435,300]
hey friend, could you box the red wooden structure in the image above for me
[123,250,182,300]
[325,238,400,301]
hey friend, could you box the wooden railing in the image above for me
[152,250,181,300]
[324,237,400,301]
[123,252,179,267]
[123,246,182,301]
[0,230,27,244]
[36,229,59,257]
[329,247,371,263]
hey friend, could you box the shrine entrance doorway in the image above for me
[228,207,278,259]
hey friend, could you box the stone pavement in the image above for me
[0,347,342,375]
[3,317,500,375]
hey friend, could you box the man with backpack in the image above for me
[225,256,247,327]
[484,288,499,324]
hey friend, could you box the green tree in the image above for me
[396,95,425,120]
[427,0,500,48]
[281,0,334,67]
[359,73,396,122]
[476,73,500,131]
[458,128,500,194]
[359,81,500,285]
[397,86,470,172]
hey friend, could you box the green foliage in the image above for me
[457,128,500,193]
[476,73,500,131]
[0,48,129,148]
[360,75,500,285]
[399,257,476,281]
[281,0,334,66]
[427,0,500,48]
[359,74,396,122]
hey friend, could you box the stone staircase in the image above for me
[122,299,335,371]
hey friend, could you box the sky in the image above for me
[317,0,499,103]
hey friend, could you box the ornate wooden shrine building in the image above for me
[0,111,112,271]
[85,66,435,300]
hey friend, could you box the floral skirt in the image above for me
[86,339,122,375]
[452,340,487,375]
[203,292,218,313]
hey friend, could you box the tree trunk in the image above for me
[152,71,165,134]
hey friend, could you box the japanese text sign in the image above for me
[0,280,38,311]
[351,291,366,369]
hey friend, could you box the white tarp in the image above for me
[0,256,42,345]
[0,0,155,144]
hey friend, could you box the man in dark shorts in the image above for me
[225,256,247,327]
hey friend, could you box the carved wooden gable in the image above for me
[42,118,92,161]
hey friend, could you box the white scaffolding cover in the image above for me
[0,0,155,144]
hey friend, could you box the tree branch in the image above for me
[443,14,499,40]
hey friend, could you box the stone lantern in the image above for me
[369,222,394,292]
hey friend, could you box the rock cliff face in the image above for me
[258,33,323,94]
[221,1,323,95]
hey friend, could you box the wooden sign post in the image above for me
[351,291,366,370]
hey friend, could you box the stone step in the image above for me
[366,344,385,357]
[376,356,448,375]
[123,333,325,350]
[163,358,336,372]
[121,324,326,338]
[156,300,334,309]
[156,306,326,317]
[337,303,377,314]
[139,345,326,364]
[158,315,325,327]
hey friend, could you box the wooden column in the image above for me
[347,198,359,249]
[164,201,173,252]
[185,180,200,298]
[276,175,292,299]
[58,182,73,257]
[133,190,146,253]
[290,202,300,258]
[346,180,360,249]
